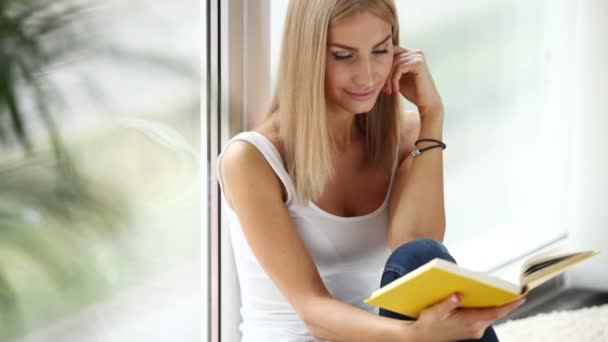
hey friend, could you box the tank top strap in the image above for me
[217,131,295,205]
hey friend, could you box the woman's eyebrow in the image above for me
[328,34,392,52]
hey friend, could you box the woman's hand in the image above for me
[407,293,527,341]
[383,46,444,120]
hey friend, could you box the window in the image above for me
[1,0,201,340]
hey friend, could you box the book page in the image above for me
[519,246,572,272]
[519,251,599,289]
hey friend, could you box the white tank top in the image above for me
[217,131,397,342]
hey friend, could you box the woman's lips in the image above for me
[345,88,375,100]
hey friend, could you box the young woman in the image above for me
[217,0,526,341]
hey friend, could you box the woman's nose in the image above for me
[353,59,375,89]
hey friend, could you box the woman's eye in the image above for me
[333,49,389,61]
[334,54,352,60]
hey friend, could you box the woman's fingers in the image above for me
[416,294,526,341]
[394,45,409,55]
[395,50,424,65]
[384,47,425,95]
[432,293,462,320]
[460,297,527,322]
[390,56,422,95]
[385,46,409,94]
[441,297,527,339]
[490,297,527,320]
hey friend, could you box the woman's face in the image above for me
[325,11,394,116]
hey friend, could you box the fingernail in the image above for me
[452,294,460,303]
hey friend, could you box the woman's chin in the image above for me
[345,101,376,114]
[328,97,378,115]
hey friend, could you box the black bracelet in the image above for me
[415,138,446,148]
[411,143,446,158]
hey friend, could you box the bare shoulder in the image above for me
[398,109,421,164]
[222,139,264,171]
[221,137,284,209]
[223,115,282,187]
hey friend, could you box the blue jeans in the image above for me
[379,238,500,342]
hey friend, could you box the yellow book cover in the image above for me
[364,250,599,318]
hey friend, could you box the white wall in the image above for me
[568,0,608,290]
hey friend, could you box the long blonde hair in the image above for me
[268,0,402,204]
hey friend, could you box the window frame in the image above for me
[208,1,271,341]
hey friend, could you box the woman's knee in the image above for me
[381,238,456,287]
[388,238,456,268]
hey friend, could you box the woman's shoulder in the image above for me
[221,119,286,206]
[224,120,279,172]
[221,136,285,207]
[225,114,282,161]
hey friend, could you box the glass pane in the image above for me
[395,0,575,269]
[0,1,201,340]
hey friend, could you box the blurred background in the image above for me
[1,0,200,340]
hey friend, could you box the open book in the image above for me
[364,249,599,318]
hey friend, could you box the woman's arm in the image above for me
[388,110,445,251]
[221,141,415,341]
[223,139,524,341]
[384,46,447,251]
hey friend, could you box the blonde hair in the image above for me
[268,0,403,204]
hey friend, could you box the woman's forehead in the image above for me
[328,12,392,47]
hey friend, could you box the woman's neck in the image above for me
[326,106,363,152]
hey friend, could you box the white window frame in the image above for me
[209,1,271,341]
